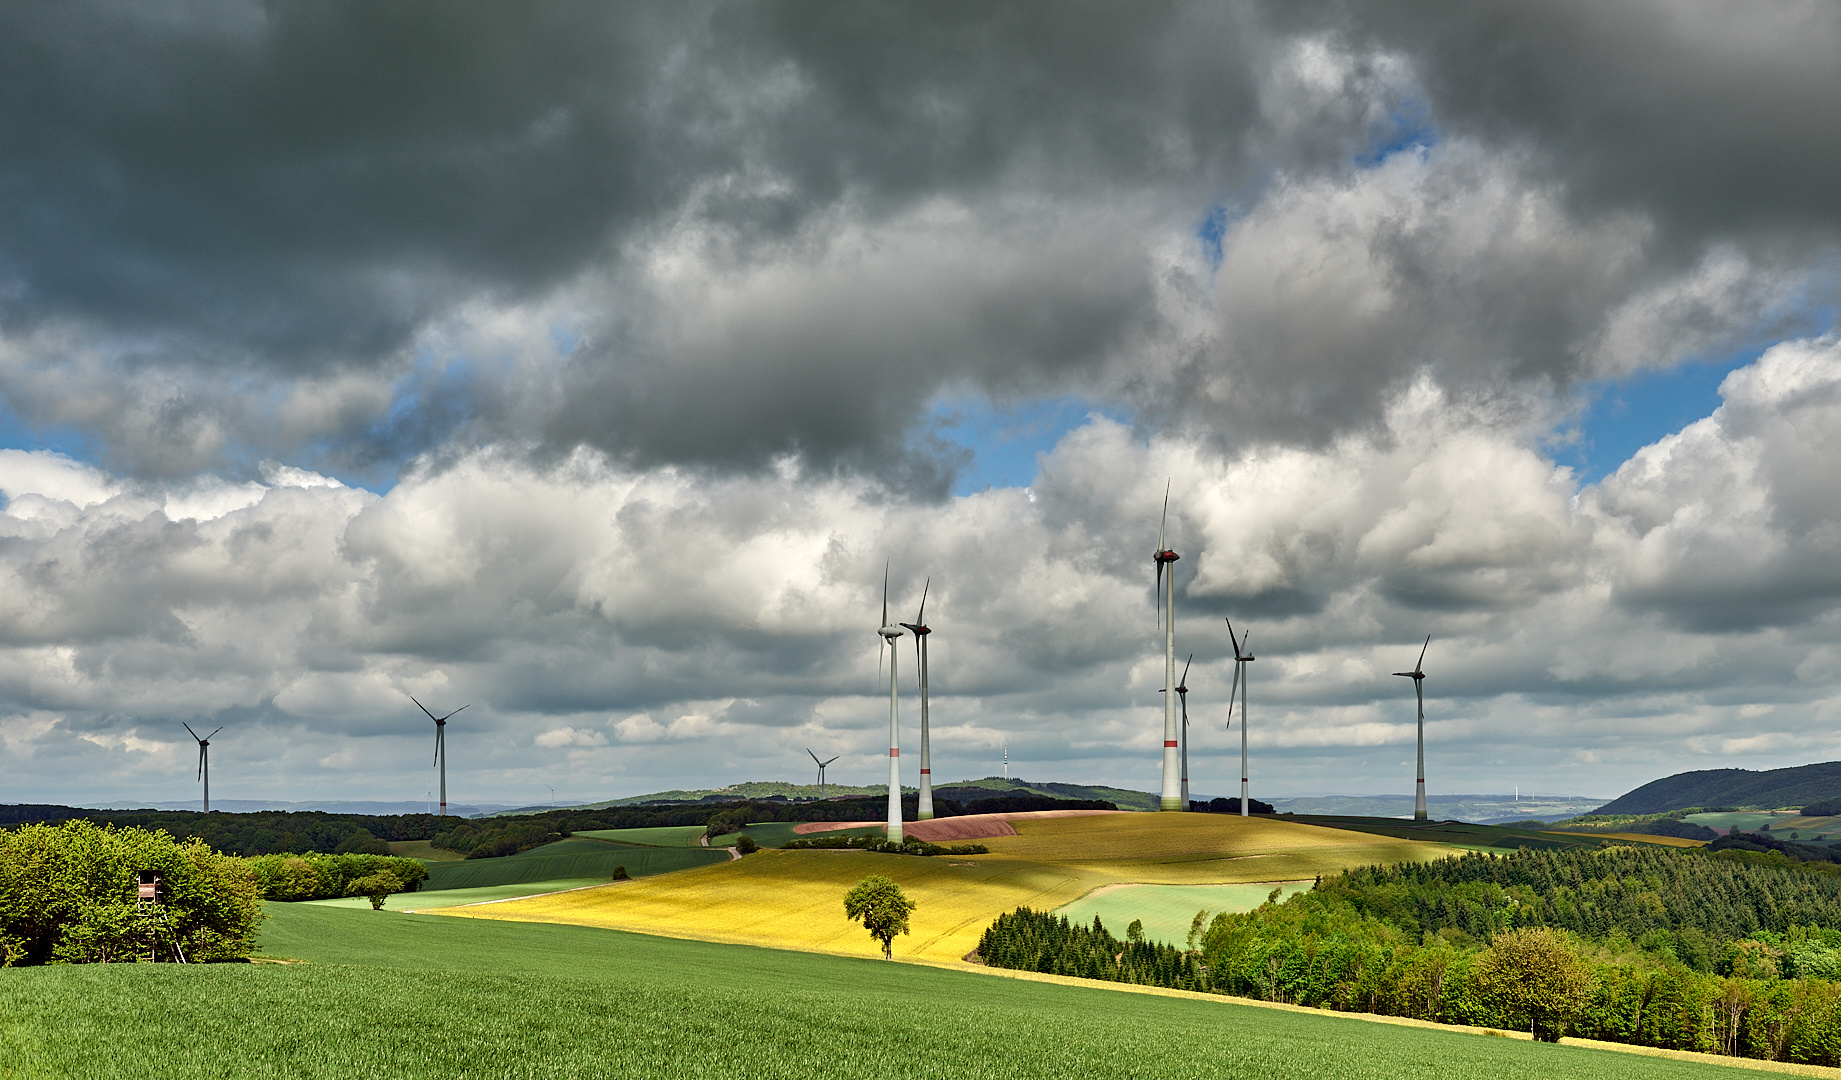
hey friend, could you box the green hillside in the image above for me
[1595,761,1841,816]
[422,837,726,890]
[0,902,1754,1079]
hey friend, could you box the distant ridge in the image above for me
[538,777,1160,814]
[1595,761,1841,816]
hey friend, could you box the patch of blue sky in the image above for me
[0,399,102,465]
[1561,350,1762,486]
[929,394,1116,497]
[1355,96,1438,169]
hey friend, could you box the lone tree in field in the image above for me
[1474,927,1593,1041]
[844,875,916,959]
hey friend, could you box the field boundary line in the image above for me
[911,959,1838,1077]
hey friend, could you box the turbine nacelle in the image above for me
[878,624,905,641]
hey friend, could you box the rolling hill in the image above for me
[1594,760,1841,815]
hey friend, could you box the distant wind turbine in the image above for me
[1154,481,1183,812]
[1225,620,1255,816]
[899,578,934,820]
[1393,636,1431,822]
[1158,653,1195,808]
[182,723,223,813]
[412,697,469,817]
[807,748,840,797]
[876,564,907,844]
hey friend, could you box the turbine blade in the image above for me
[1181,652,1193,684]
[1226,662,1241,726]
[881,559,889,630]
[209,727,224,740]
[183,721,201,742]
[197,745,205,781]
[1416,634,1430,675]
[1158,479,1169,553]
[823,755,839,767]
[1416,678,1425,720]
[411,696,441,722]
[1225,618,1239,655]
[808,747,821,766]
[917,577,929,625]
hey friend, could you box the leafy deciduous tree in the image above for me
[844,875,916,959]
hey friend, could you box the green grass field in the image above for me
[0,902,1778,1079]
[1054,881,1315,947]
[305,878,611,911]
[569,825,710,847]
[422,837,727,890]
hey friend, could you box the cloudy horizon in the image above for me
[2,1,1839,809]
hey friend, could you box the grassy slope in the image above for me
[0,902,1771,1080]
[385,839,466,861]
[1054,881,1315,947]
[569,825,710,847]
[305,879,613,911]
[440,814,1457,963]
[423,837,727,890]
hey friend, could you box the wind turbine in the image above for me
[1225,619,1255,816]
[1158,653,1195,808]
[182,723,223,813]
[412,697,469,817]
[876,564,907,844]
[1394,636,1431,821]
[807,748,839,797]
[1153,482,1183,811]
[899,578,934,820]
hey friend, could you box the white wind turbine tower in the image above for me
[899,579,934,820]
[1153,482,1183,812]
[876,564,907,844]
[1394,636,1431,821]
[1225,619,1255,816]
[182,723,223,813]
[412,697,469,817]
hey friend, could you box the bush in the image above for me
[244,852,428,901]
[0,819,263,965]
[735,834,758,855]
[610,865,629,881]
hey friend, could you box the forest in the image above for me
[978,844,1841,1064]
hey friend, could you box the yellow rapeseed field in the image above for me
[437,814,1457,962]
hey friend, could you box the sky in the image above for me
[2,1,1840,809]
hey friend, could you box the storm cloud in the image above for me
[0,2,1838,805]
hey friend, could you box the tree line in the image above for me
[976,845,1841,1064]
[4,793,1117,861]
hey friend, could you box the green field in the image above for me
[422,837,727,890]
[0,902,1775,1079]
[305,878,611,911]
[1054,882,1314,947]
[570,825,711,847]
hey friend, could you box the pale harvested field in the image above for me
[1570,832,1708,848]
[980,813,1454,883]
[437,814,1458,962]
